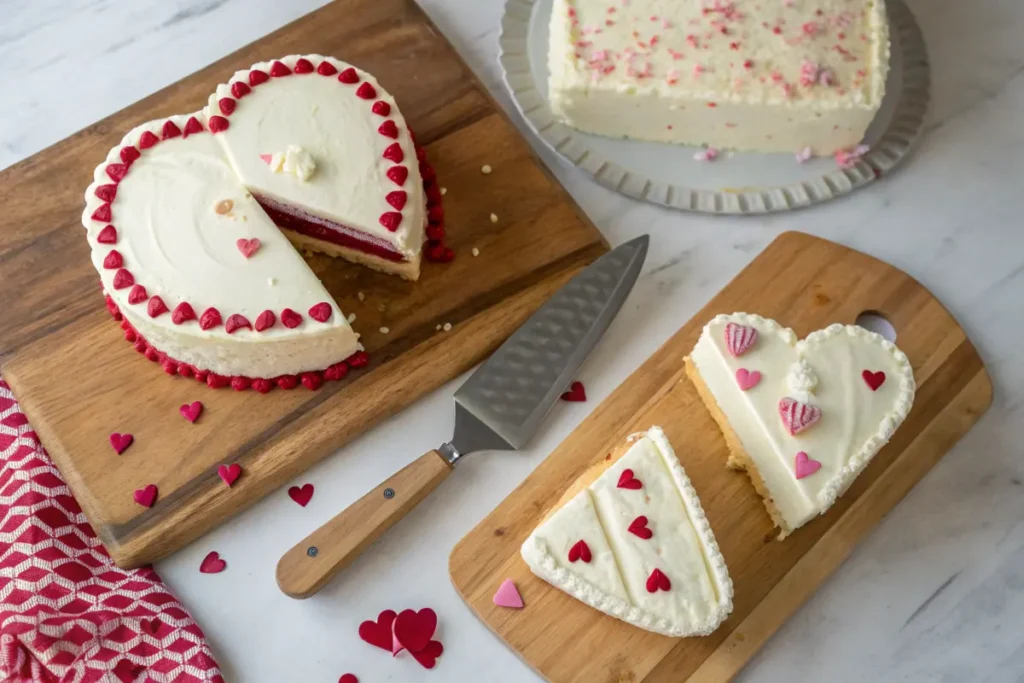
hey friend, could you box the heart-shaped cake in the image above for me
[685,313,915,537]
[82,55,447,390]
[521,427,733,637]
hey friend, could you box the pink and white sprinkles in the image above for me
[724,322,758,357]
[778,397,822,436]
[693,146,719,162]
[835,144,870,169]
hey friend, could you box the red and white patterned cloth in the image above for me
[0,378,223,682]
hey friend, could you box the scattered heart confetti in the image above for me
[794,451,822,479]
[109,432,134,455]
[862,369,886,391]
[199,551,226,574]
[568,539,591,563]
[358,609,398,651]
[560,381,587,402]
[617,468,642,490]
[627,515,653,539]
[236,238,261,258]
[493,579,524,609]
[735,368,762,391]
[179,401,203,423]
[133,484,157,508]
[288,483,314,507]
[392,608,437,656]
[410,640,444,670]
[217,463,242,487]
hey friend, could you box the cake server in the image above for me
[276,235,649,598]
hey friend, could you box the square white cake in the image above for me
[548,0,890,155]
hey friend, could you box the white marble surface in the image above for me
[3,0,1023,680]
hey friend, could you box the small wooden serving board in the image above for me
[449,232,992,683]
[0,0,606,567]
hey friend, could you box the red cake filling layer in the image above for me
[254,194,407,263]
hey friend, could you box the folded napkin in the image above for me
[0,378,223,682]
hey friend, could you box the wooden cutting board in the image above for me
[449,231,992,683]
[0,0,606,568]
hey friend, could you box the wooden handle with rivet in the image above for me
[276,450,452,599]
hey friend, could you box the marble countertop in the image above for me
[4,0,1022,680]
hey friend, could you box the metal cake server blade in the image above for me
[276,235,649,598]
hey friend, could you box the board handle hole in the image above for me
[855,311,896,342]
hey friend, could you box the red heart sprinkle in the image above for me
[347,351,369,368]
[294,58,314,73]
[199,551,226,573]
[317,61,338,76]
[646,568,671,593]
[378,120,399,138]
[127,284,148,304]
[96,224,117,244]
[249,69,269,86]
[628,515,653,539]
[325,362,349,381]
[103,250,123,269]
[147,296,168,318]
[288,483,314,507]
[560,381,587,402]
[218,463,242,487]
[138,131,159,149]
[308,302,332,322]
[109,432,133,455]
[199,307,222,330]
[386,166,408,186]
[106,163,129,182]
[171,302,195,325]
[252,378,273,393]
[120,146,140,164]
[356,82,376,99]
[424,241,454,263]
[134,484,158,508]
[236,237,261,258]
[358,609,397,651]
[270,60,291,77]
[231,376,251,391]
[862,369,886,391]
[183,116,204,137]
[392,608,437,654]
[300,372,323,390]
[428,205,444,222]
[206,373,228,389]
[280,308,302,328]
[386,191,407,210]
[208,116,229,133]
[230,81,250,99]
[112,269,134,289]
[372,101,391,116]
[425,223,445,241]
[225,314,251,334]
[383,143,404,163]
[162,120,181,139]
[91,203,112,222]
[276,375,298,390]
[411,640,444,670]
[568,539,592,563]
[338,67,359,84]
[379,212,403,232]
[617,468,642,489]
[218,98,236,116]
[420,163,436,182]
[339,675,358,683]
[255,310,276,331]
[179,401,203,423]
[95,184,117,202]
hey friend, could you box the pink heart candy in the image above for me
[794,451,822,479]
[236,238,261,259]
[735,368,761,391]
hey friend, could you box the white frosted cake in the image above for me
[684,314,915,536]
[521,427,733,636]
[549,0,890,154]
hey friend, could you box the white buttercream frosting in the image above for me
[267,145,316,182]
[521,427,733,637]
[787,358,819,398]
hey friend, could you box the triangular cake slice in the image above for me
[684,313,915,537]
[521,427,733,637]
[202,55,429,281]
[83,114,361,390]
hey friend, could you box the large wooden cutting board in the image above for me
[449,232,992,682]
[0,0,606,568]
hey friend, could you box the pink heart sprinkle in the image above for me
[133,484,157,508]
[218,463,242,487]
[199,551,226,573]
[493,578,524,609]
[735,368,761,391]
[794,451,822,479]
[236,238,261,258]
[179,401,202,423]
[259,153,273,164]
[109,432,133,455]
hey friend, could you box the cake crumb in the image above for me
[214,199,234,215]
[347,313,356,323]
[443,323,452,332]
[481,164,492,175]
[357,292,365,301]
[489,213,498,224]
[472,247,480,257]
[378,304,386,312]
[380,327,390,334]
[440,187,447,195]
[436,324,442,331]
[267,277,277,287]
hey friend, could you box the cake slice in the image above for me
[202,55,431,280]
[685,313,915,537]
[521,427,733,637]
[549,0,890,155]
[83,114,361,389]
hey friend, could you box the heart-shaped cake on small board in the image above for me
[82,55,450,391]
[685,313,916,537]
